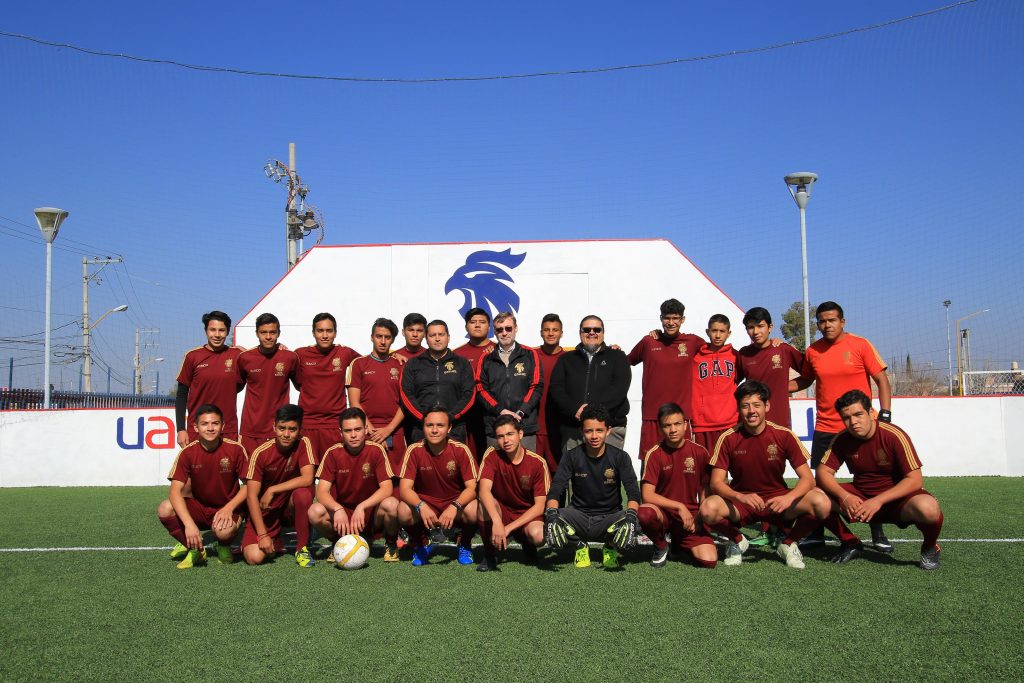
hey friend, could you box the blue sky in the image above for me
[1,1,1021,393]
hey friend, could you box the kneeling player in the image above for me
[638,403,717,568]
[157,404,248,569]
[699,382,860,569]
[817,390,944,569]
[397,407,480,566]
[241,404,317,567]
[476,415,550,571]
[308,408,401,561]
[544,404,641,569]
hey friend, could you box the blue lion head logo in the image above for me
[444,249,527,337]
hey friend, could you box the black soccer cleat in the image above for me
[650,545,669,568]
[871,523,894,554]
[522,542,539,565]
[919,544,941,570]
[830,543,864,564]
[476,555,498,572]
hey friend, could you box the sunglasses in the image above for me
[581,327,603,334]
[494,326,515,333]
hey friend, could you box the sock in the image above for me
[636,506,667,549]
[159,515,187,545]
[918,511,943,552]
[480,520,496,557]
[291,487,314,551]
[783,514,821,545]
[711,522,744,545]
[459,521,475,550]
[694,558,717,569]
[823,512,862,546]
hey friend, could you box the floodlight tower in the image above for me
[34,207,69,408]
[943,300,953,395]
[263,143,324,271]
[784,172,819,352]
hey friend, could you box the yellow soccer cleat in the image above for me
[602,545,619,569]
[175,547,207,570]
[295,545,316,568]
[574,544,591,568]
[215,543,234,565]
[169,542,188,560]
[383,543,400,563]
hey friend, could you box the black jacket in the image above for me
[548,343,631,428]
[475,343,543,435]
[399,349,475,423]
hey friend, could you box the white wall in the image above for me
[2,397,1021,487]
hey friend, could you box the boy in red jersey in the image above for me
[175,311,244,448]
[790,301,893,551]
[690,314,739,454]
[817,390,944,569]
[348,318,406,474]
[638,403,717,569]
[736,307,803,429]
[628,299,704,458]
[308,408,402,562]
[237,312,299,455]
[475,415,550,571]
[391,312,428,363]
[455,307,496,459]
[397,407,480,567]
[700,382,860,569]
[535,313,566,471]
[241,404,317,567]
[294,312,360,464]
[158,404,248,569]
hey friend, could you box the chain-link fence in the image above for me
[961,371,1024,396]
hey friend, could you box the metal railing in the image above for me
[0,387,174,410]
[961,371,1024,396]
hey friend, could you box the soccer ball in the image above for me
[332,534,370,570]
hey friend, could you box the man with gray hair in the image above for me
[476,312,543,451]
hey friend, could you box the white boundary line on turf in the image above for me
[1,538,1024,552]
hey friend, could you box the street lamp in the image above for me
[34,207,69,408]
[955,308,988,396]
[83,304,128,393]
[943,300,953,395]
[134,356,164,395]
[784,172,818,353]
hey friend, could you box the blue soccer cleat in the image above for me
[457,546,474,565]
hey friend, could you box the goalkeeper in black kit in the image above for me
[545,404,641,569]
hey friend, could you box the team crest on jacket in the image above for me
[444,361,455,373]
[876,448,890,467]
[332,358,342,371]
[275,362,285,376]
[684,456,695,473]
[514,362,525,375]
[219,457,231,472]
[771,353,782,369]
[766,444,780,461]
[446,460,458,477]
[444,248,526,338]
[603,468,615,484]
[519,474,532,491]
[224,358,233,371]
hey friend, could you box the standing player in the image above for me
[294,312,360,464]
[455,307,496,460]
[544,404,641,569]
[548,315,632,453]
[700,382,860,569]
[397,407,480,566]
[638,403,717,569]
[535,313,566,471]
[158,404,248,569]
[476,311,543,451]
[348,318,406,474]
[240,404,317,567]
[817,390,944,569]
[175,311,244,448]
[391,313,428,363]
[476,415,550,571]
[399,320,476,445]
[308,408,401,562]
[790,301,893,551]
[237,312,299,456]
[627,299,704,458]
[690,314,739,454]
[736,307,803,429]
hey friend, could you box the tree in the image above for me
[781,301,815,352]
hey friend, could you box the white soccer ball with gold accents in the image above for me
[333,534,370,570]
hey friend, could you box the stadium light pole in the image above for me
[34,208,69,409]
[784,172,818,353]
[955,308,988,396]
[134,357,164,395]
[83,304,128,393]
[943,300,953,395]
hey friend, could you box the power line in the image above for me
[0,0,980,84]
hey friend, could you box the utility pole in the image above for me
[133,327,161,394]
[264,143,323,272]
[82,256,124,393]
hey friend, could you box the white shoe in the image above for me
[776,542,806,569]
[723,536,750,566]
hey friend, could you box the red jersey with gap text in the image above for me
[691,343,739,432]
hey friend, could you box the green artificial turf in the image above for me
[1,478,1022,681]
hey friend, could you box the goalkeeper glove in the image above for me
[544,508,573,549]
[878,409,892,423]
[608,509,638,551]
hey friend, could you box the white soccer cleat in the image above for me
[776,542,806,569]
[723,537,750,566]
